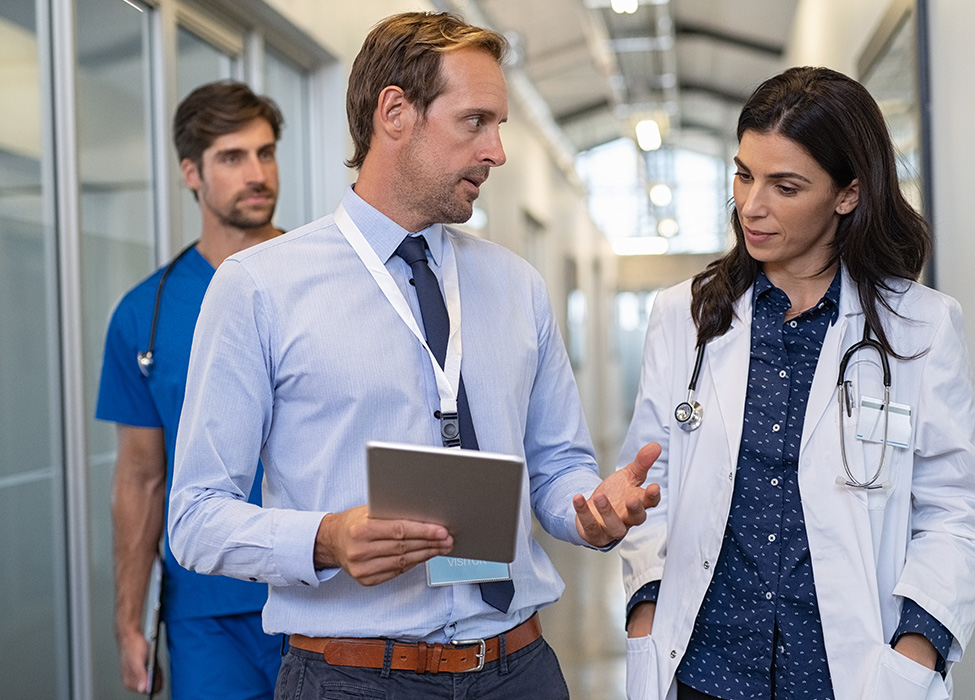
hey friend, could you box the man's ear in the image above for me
[375,85,414,140]
[836,178,859,215]
[181,158,201,193]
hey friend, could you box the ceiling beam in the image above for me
[679,79,751,106]
[554,97,615,126]
[675,21,784,57]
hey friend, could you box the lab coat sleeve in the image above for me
[895,295,975,662]
[618,285,685,600]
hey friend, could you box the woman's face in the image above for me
[733,129,859,282]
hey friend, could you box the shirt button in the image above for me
[770,478,779,486]
[766,592,773,600]
[779,370,787,379]
[768,534,776,543]
[772,423,781,432]
[789,320,798,328]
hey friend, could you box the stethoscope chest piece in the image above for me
[675,342,707,431]
[675,400,703,431]
[137,351,154,378]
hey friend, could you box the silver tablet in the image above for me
[366,441,524,563]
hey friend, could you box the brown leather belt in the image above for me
[288,614,542,674]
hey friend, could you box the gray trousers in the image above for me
[274,637,570,700]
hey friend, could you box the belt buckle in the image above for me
[449,638,486,672]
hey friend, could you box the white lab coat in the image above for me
[620,268,975,700]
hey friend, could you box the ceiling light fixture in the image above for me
[611,0,639,14]
[649,183,672,207]
[657,218,679,238]
[635,119,662,151]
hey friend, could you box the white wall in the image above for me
[926,1,975,351]
[787,0,975,694]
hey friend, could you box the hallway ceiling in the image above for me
[473,0,799,155]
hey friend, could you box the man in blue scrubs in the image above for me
[96,81,285,699]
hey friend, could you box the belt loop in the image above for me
[416,642,427,675]
[430,643,444,674]
[498,630,509,675]
[381,639,394,678]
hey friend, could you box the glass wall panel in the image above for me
[76,0,156,697]
[264,47,311,230]
[0,0,68,697]
[176,26,236,248]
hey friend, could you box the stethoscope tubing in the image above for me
[137,241,199,377]
[674,321,893,489]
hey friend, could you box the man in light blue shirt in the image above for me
[169,12,659,699]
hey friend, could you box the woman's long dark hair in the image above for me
[690,67,930,357]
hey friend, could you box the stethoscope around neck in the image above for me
[137,241,199,378]
[674,322,894,490]
[835,323,892,489]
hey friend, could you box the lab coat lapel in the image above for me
[706,287,753,462]
[801,267,863,463]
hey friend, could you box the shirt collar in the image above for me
[341,185,445,268]
[753,266,842,322]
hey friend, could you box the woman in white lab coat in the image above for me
[620,67,975,700]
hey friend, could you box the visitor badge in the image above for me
[426,557,512,586]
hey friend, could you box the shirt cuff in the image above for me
[625,580,661,625]
[890,598,952,674]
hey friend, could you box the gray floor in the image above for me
[536,525,628,700]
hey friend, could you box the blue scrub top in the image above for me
[97,247,268,622]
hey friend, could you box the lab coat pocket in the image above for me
[867,646,947,700]
[625,634,658,700]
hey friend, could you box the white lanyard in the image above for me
[334,203,464,422]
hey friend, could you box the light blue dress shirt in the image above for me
[169,186,602,642]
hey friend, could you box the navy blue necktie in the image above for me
[394,235,515,613]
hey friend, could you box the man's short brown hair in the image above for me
[173,80,283,167]
[345,11,508,170]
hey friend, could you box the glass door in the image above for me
[0,0,69,696]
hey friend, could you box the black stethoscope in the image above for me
[674,322,893,489]
[137,241,198,378]
[835,323,892,489]
[674,342,706,432]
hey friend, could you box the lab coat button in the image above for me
[703,561,710,569]
[670,650,677,659]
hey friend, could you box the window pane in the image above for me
[175,27,237,248]
[0,0,68,697]
[264,47,311,230]
[77,0,155,697]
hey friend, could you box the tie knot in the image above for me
[394,235,428,267]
